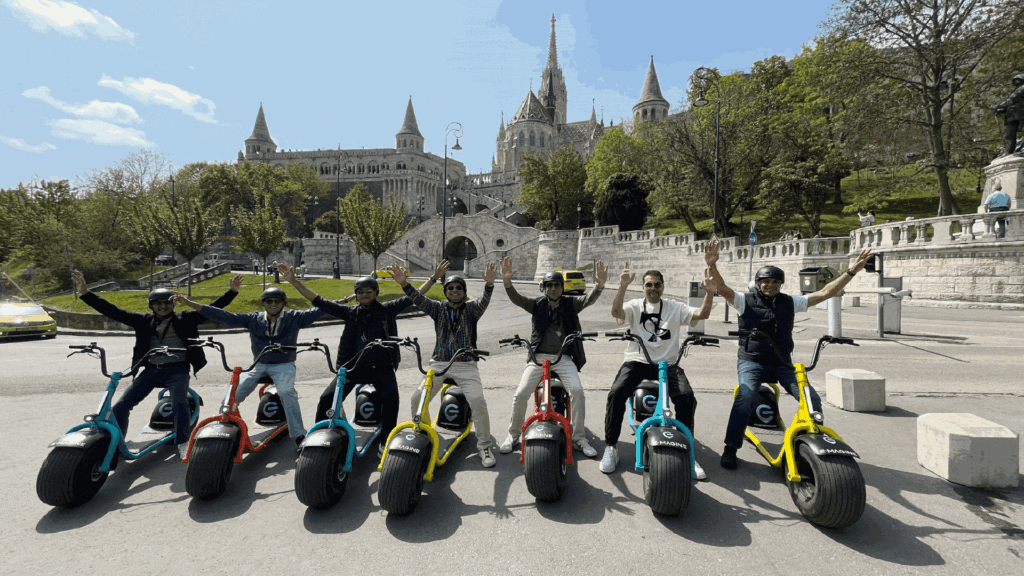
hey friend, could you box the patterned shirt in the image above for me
[403,283,493,362]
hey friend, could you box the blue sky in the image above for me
[1,0,835,190]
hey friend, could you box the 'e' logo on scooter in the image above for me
[358,402,374,419]
[158,402,173,418]
[444,403,459,421]
[262,402,279,417]
[756,404,774,423]
[642,395,657,412]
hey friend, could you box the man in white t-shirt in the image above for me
[601,260,715,478]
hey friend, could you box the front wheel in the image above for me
[378,449,425,516]
[644,444,691,516]
[36,438,112,507]
[524,437,567,502]
[185,437,237,500]
[787,443,866,528]
[295,442,348,509]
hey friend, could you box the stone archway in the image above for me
[446,236,477,271]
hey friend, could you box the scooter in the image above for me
[294,338,397,509]
[377,337,487,515]
[37,343,203,507]
[610,330,718,516]
[183,337,312,500]
[731,329,866,528]
[498,331,595,502]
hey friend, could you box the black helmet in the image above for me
[260,287,287,302]
[353,276,379,295]
[442,275,466,292]
[148,288,175,304]
[754,265,785,284]
[541,271,564,288]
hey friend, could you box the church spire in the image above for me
[546,13,558,69]
[397,96,422,138]
[244,102,276,159]
[639,56,667,103]
[633,56,670,122]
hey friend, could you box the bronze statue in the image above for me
[993,73,1024,156]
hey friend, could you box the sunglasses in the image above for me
[644,282,663,289]
[151,301,174,307]
[543,282,563,289]
[445,285,465,292]
[263,298,284,305]
[355,289,375,296]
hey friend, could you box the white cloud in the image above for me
[0,135,58,153]
[98,74,219,124]
[2,0,135,42]
[22,86,141,124]
[45,119,154,147]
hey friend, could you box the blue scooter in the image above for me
[609,330,717,516]
[37,343,202,507]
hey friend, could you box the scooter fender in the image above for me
[796,434,859,459]
[50,428,109,450]
[645,426,690,452]
[388,431,431,456]
[524,420,561,442]
[195,422,241,442]
[302,428,348,449]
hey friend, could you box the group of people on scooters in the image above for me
[70,239,873,481]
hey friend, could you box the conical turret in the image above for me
[633,56,670,122]
[244,103,277,159]
[396,97,424,151]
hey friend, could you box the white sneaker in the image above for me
[177,442,189,461]
[499,435,519,454]
[479,447,497,468]
[574,438,598,458]
[693,459,707,481]
[599,445,617,474]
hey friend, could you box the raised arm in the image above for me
[173,292,202,312]
[610,262,635,320]
[704,240,736,306]
[578,260,607,310]
[690,268,716,324]
[279,263,320,302]
[806,248,873,307]
[418,259,450,295]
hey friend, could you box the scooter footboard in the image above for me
[637,424,693,473]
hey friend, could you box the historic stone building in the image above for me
[239,97,466,221]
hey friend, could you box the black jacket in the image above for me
[81,289,238,373]
[736,291,795,366]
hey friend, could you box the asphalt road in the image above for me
[2,281,1022,575]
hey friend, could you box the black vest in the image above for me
[737,291,795,366]
[529,296,586,370]
[336,301,400,371]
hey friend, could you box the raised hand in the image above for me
[594,261,608,287]
[500,257,514,280]
[277,264,295,283]
[704,240,720,267]
[71,270,88,294]
[851,248,874,273]
[702,268,718,294]
[390,264,408,285]
[230,274,245,290]
[619,263,635,287]
[482,261,497,285]
[433,259,450,280]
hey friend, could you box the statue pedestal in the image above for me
[979,154,1024,212]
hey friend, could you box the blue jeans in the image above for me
[723,359,821,449]
[112,364,191,443]
[236,362,304,438]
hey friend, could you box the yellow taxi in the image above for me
[0,302,58,339]
[539,270,588,295]
[372,267,410,279]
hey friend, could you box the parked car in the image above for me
[538,269,587,295]
[0,303,57,339]
[372,267,410,279]
[155,255,177,266]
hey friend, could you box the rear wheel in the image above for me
[524,436,567,502]
[295,441,348,509]
[787,443,866,528]
[643,444,691,516]
[378,449,425,515]
[36,438,111,507]
[185,437,237,500]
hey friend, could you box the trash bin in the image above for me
[799,266,837,294]
[881,276,902,334]
[688,281,706,334]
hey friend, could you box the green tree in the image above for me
[594,173,650,231]
[824,0,1024,215]
[517,147,588,229]
[150,181,220,297]
[338,184,412,271]
[195,161,329,233]
[123,198,169,289]
[230,190,290,291]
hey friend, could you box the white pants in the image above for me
[410,360,493,450]
[507,355,586,442]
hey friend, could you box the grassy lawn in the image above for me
[43,275,444,313]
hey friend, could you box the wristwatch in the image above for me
[845,269,857,277]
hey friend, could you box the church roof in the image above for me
[396,97,422,137]
[511,90,550,124]
[246,103,276,146]
[637,56,669,106]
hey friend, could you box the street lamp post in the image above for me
[405,239,409,270]
[441,122,463,262]
[577,202,582,230]
[692,66,721,238]
[335,147,342,279]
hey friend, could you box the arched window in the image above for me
[518,132,525,146]
[540,133,545,147]
[529,131,535,146]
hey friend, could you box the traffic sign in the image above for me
[749,232,757,246]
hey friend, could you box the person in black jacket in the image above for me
[497,257,607,458]
[704,242,873,470]
[278,262,444,446]
[72,270,241,459]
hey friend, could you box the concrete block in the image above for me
[917,413,1020,489]
[825,369,886,412]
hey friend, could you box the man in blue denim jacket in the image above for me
[175,283,326,449]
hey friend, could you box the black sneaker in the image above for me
[294,434,305,455]
[720,446,738,470]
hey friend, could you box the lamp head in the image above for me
[694,95,709,107]
[452,137,462,151]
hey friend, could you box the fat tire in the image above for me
[787,443,866,528]
[295,443,348,509]
[524,437,567,502]
[185,437,236,500]
[378,449,425,515]
[36,438,111,507]
[643,444,691,516]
